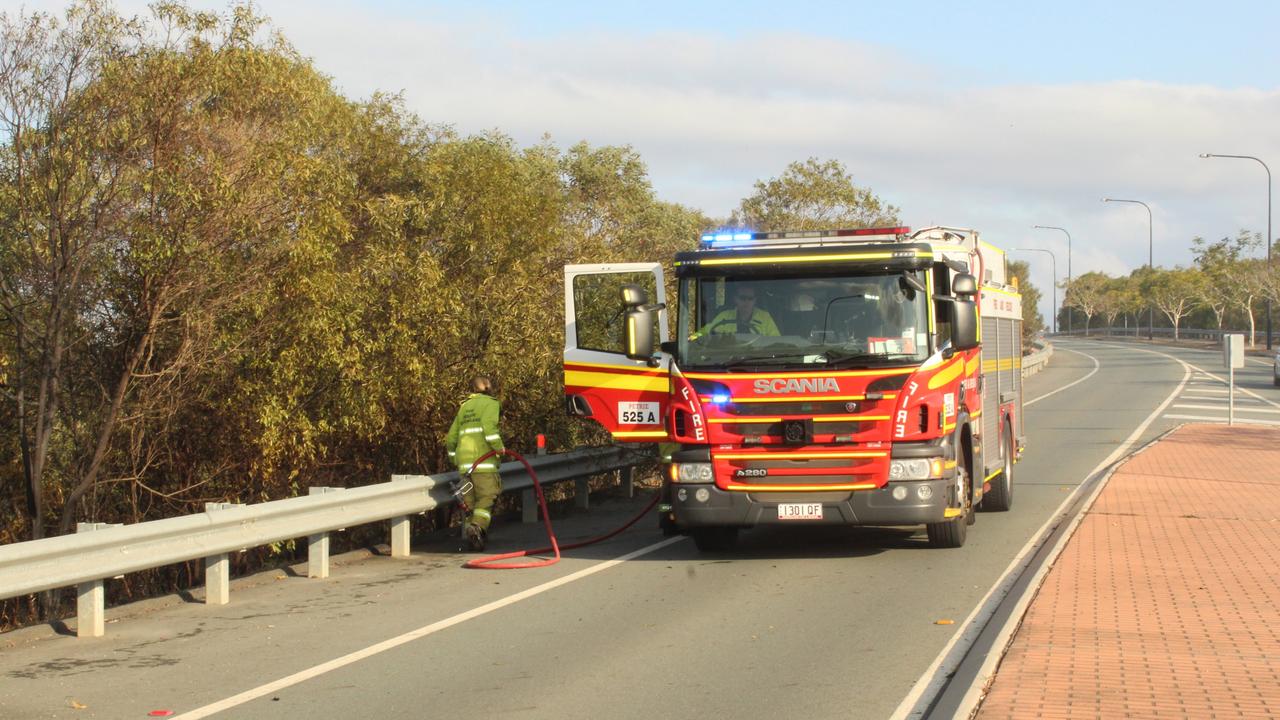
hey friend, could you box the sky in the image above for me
[22,0,1280,326]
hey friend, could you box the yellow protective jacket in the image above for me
[693,308,780,338]
[445,393,505,472]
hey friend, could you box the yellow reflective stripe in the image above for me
[462,427,484,434]
[683,368,913,380]
[715,451,887,460]
[472,508,491,519]
[980,358,1022,373]
[966,355,981,376]
[565,360,668,375]
[944,508,964,518]
[691,249,933,267]
[928,357,965,390]
[485,434,501,441]
[725,482,878,492]
[565,370,669,393]
[612,430,668,439]
[985,469,1002,481]
[981,284,1020,298]
[707,393,897,403]
[707,414,889,424]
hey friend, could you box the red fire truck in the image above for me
[563,226,1023,550]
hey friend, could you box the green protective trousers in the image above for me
[463,470,502,531]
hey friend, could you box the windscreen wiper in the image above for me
[822,351,918,368]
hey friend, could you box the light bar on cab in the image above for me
[699,226,913,249]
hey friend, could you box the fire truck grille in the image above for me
[727,401,861,416]
[748,492,851,503]
[718,421,868,438]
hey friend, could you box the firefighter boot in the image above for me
[464,523,487,551]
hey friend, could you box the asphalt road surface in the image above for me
[2,338,1277,719]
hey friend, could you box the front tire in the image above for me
[982,423,1014,512]
[927,444,970,548]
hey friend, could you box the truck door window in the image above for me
[573,272,659,355]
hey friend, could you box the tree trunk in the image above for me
[57,295,163,535]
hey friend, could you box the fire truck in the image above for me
[562,226,1023,550]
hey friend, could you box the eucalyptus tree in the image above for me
[733,157,900,231]
[1063,272,1110,335]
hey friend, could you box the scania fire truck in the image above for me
[563,226,1023,550]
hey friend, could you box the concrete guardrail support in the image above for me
[307,487,341,578]
[390,516,411,558]
[76,522,121,637]
[203,502,244,605]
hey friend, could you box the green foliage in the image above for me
[733,157,900,231]
[0,1,717,551]
[1006,259,1043,345]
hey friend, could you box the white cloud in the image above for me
[15,0,1280,325]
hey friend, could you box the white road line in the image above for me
[173,535,687,719]
[1172,403,1280,414]
[1025,347,1100,407]
[1164,413,1280,426]
[891,342,1191,720]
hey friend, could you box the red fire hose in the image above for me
[461,449,659,569]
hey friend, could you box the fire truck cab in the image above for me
[563,227,1023,550]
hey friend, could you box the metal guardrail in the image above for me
[1021,339,1053,378]
[0,446,645,636]
[1057,327,1278,344]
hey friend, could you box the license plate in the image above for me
[778,503,823,521]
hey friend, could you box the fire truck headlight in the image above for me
[888,459,933,481]
[675,462,714,483]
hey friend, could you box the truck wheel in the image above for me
[691,526,739,552]
[982,423,1014,512]
[927,447,970,548]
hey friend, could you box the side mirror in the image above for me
[625,307,657,363]
[621,284,649,309]
[953,300,979,350]
[621,284,665,365]
[952,273,977,298]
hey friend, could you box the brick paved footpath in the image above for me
[976,423,1280,720]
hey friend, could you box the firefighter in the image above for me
[445,375,505,551]
[692,287,780,338]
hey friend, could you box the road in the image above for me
[2,339,1278,719]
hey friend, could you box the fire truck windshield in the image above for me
[676,271,931,370]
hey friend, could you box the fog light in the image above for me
[917,484,933,500]
[892,485,908,501]
[677,488,688,502]
[695,488,711,503]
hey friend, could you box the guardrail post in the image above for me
[203,503,243,605]
[76,522,120,637]
[619,466,635,498]
[390,515,411,558]
[573,441,590,510]
[308,487,339,578]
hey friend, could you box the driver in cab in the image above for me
[692,288,780,339]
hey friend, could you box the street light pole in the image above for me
[1103,198,1153,340]
[1199,153,1272,350]
[1032,225,1071,333]
[1011,248,1057,334]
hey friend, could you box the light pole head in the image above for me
[1199,153,1211,158]
[1102,198,1112,203]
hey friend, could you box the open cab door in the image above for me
[564,263,671,441]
